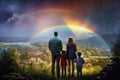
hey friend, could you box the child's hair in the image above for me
[62,50,66,54]
[78,52,82,57]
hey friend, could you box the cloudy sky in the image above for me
[0,0,120,38]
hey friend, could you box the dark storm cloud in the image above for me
[0,0,120,36]
[49,0,120,34]
[0,9,12,23]
[89,2,120,34]
[0,0,20,23]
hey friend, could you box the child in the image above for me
[60,50,67,76]
[75,52,84,78]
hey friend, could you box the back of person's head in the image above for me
[78,52,82,57]
[68,37,74,44]
[54,31,58,36]
[62,50,66,55]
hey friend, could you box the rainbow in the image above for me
[29,24,110,50]
[27,7,110,50]
[25,7,76,18]
[29,7,95,40]
[30,24,93,40]
[34,6,74,14]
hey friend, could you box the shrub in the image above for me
[83,65,102,75]
[93,65,102,74]
[111,35,120,63]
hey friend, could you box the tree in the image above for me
[0,48,20,73]
[111,35,120,63]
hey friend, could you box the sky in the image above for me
[0,0,120,39]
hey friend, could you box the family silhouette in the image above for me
[48,31,84,79]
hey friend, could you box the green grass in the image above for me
[18,57,110,80]
[18,63,101,80]
[57,74,95,80]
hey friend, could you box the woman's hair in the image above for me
[68,37,74,44]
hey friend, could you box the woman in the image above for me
[66,37,77,77]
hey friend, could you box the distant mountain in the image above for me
[0,33,118,51]
[0,37,29,42]
[100,33,118,47]
[76,36,110,51]
[75,33,119,51]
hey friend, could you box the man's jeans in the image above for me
[52,54,60,78]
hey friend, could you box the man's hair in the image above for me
[78,52,82,57]
[54,31,58,36]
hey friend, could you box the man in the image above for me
[48,31,62,78]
